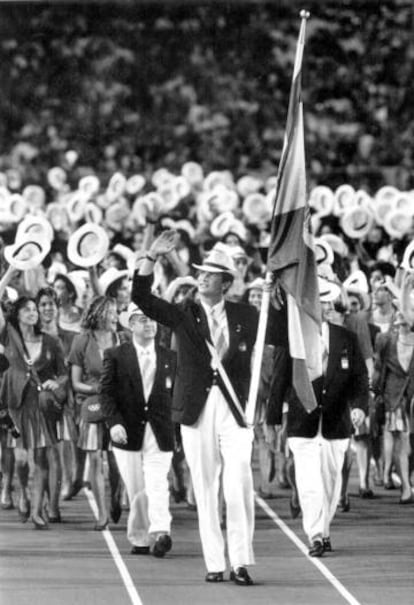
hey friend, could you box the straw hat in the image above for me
[382,209,413,240]
[320,233,348,258]
[4,233,51,271]
[340,206,375,239]
[309,186,335,217]
[47,167,67,191]
[98,267,129,295]
[401,240,414,270]
[236,175,263,198]
[181,162,204,187]
[67,223,110,268]
[242,192,272,224]
[192,246,237,276]
[333,184,356,216]
[22,185,46,211]
[16,215,54,243]
[65,190,88,223]
[314,238,334,265]
[125,174,146,196]
[318,277,341,303]
[78,175,100,199]
[106,172,126,203]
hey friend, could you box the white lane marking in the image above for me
[255,494,362,605]
[84,488,144,605]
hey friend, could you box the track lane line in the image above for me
[84,488,144,605]
[255,494,362,605]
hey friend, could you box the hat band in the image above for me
[13,241,42,257]
[200,261,232,272]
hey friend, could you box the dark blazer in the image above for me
[132,272,258,427]
[267,322,369,439]
[100,341,176,452]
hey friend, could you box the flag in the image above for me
[267,14,322,412]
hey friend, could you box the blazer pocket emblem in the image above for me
[341,355,349,370]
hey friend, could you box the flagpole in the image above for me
[245,10,310,427]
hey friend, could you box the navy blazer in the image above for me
[132,272,258,427]
[100,341,176,452]
[267,322,369,439]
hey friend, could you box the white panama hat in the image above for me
[4,233,51,271]
[309,186,335,217]
[318,277,342,303]
[242,192,272,224]
[16,214,54,243]
[192,245,237,276]
[333,184,356,216]
[382,209,413,240]
[67,223,110,268]
[98,267,129,296]
[314,238,334,265]
[340,206,375,239]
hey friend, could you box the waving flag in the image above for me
[267,12,322,412]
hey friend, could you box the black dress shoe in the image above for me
[289,497,301,519]
[308,540,324,557]
[229,566,254,586]
[205,572,224,583]
[131,546,150,555]
[151,534,172,558]
[322,537,332,552]
[48,512,62,523]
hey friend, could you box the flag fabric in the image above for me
[267,16,322,413]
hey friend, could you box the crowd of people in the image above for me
[0,1,413,191]
[0,0,413,586]
[0,153,413,583]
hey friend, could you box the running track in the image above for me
[1,460,413,605]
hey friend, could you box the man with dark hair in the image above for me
[132,230,258,586]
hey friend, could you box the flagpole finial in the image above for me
[299,9,310,20]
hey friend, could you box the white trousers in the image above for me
[288,435,349,544]
[113,424,172,547]
[181,386,255,573]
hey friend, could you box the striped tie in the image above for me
[140,351,155,401]
[210,308,227,360]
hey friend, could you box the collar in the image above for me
[200,298,225,318]
[133,341,155,357]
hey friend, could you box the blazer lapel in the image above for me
[324,324,343,386]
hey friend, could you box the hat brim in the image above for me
[192,262,234,275]
[4,237,51,271]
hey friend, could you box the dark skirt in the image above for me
[11,383,59,450]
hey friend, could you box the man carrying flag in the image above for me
[262,12,368,556]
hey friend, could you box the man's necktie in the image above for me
[210,308,227,360]
[140,351,155,401]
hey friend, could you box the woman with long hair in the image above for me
[0,296,68,528]
[373,311,414,503]
[68,296,123,529]
[36,287,82,501]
